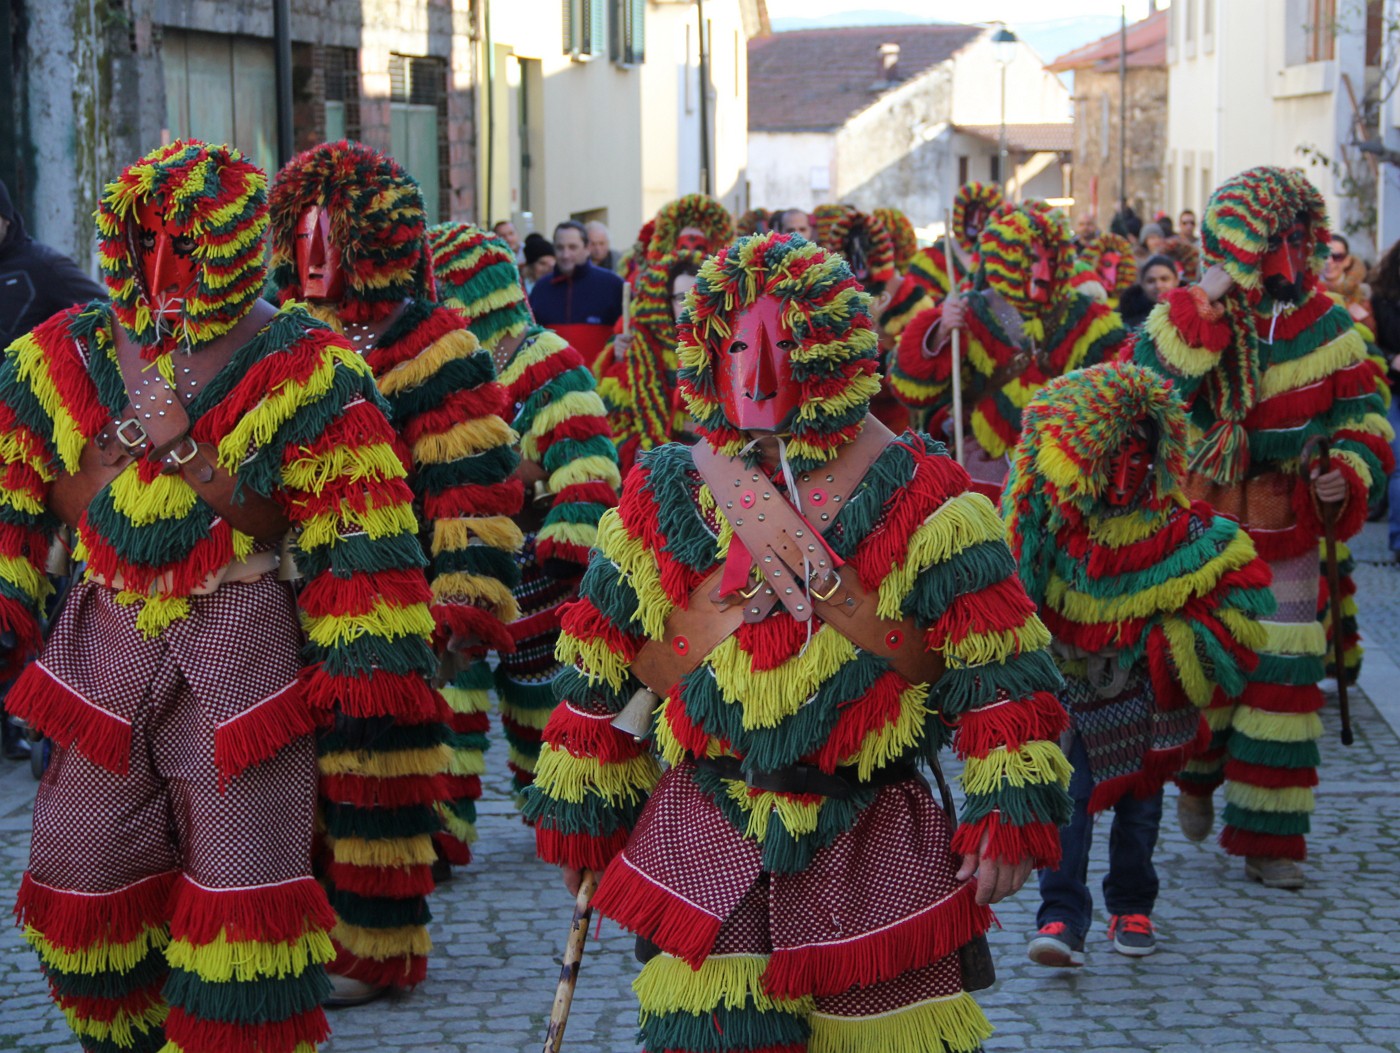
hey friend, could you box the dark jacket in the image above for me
[0,179,107,348]
[1118,284,1155,331]
[527,258,624,329]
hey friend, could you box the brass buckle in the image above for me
[808,570,842,602]
[738,574,767,599]
[165,436,199,466]
[115,418,148,449]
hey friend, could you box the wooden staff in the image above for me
[542,869,599,1053]
[1306,437,1354,746]
[944,210,965,466]
[620,282,633,336]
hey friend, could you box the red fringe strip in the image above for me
[422,477,524,521]
[4,662,132,775]
[536,537,592,568]
[0,595,42,678]
[1219,827,1306,862]
[14,870,177,951]
[297,567,433,619]
[950,812,1062,870]
[163,1004,329,1053]
[213,680,316,782]
[167,874,334,946]
[363,304,464,373]
[952,692,1070,759]
[329,942,427,989]
[552,479,619,508]
[591,853,722,969]
[399,385,513,448]
[319,772,451,809]
[1292,458,1367,549]
[763,880,990,1000]
[324,860,436,899]
[535,825,632,873]
[300,667,451,724]
[440,774,482,801]
[895,308,949,389]
[926,579,1039,650]
[433,832,473,866]
[1223,758,1319,789]
[433,603,517,656]
[1165,286,1231,351]
[1237,681,1324,715]
[808,672,907,771]
[55,981,166,1024]
[541,414,613,452]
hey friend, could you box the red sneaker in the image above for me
[1027,921,1085,967]
[1107,913,1157,956]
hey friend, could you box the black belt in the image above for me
[694,755,922,800]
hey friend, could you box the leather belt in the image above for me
[695,754,922,800]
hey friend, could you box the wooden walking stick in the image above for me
[944,210,966,466]
[542,869,599,1053]
[1305,436,1354,746]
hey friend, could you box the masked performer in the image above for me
[646,194,734,262]
[268,141,522,999]
[1131,166,1393,888]
[736,208,772,238]
[888,203,1127,491]
[5,140,445,1052]
[874,207,919,275]
[526,231,1072,1053]
[1070,231,1138,309]
[1005,362,1272,966]
[427,222,619,832]
[906,182,1004,301]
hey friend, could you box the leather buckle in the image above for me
[165,435,199,466]
[808,570,842,602]
[115,418,147,450]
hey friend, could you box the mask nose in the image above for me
[747,324,777,402]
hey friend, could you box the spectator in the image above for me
[1117,254,1179,329]
[528,219,624,360]
[1138,222,1166,257]
[586,220,619,271]
[1074,213,1099,249]
[1178,209,1198,243]
[776,207,812,240]
[0,178,106,349]
[521,232,555,293]
[1323,233,1373,326]
[1368,240,1400,559]
[1110,205,1142,242]
[493,218,522,261]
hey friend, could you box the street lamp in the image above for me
[992,26,1018,198]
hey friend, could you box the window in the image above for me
[1185,0,1195,42]
[389,54,448,222]
[958,155,969,184]
[163,29,277,177]
[610,0,644,65]
[990,154,1001,183]
[1307,0,1336,62]
[1203,0,1215,53]
[563,0,606,59]
[323,47,360,144]
[1200,166,1213,212]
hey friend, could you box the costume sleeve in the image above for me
[501,329,621,570]
[875,446,1072,868]
[524,464,664,871]
[1132,287,1233,403]
[1062,300,1130,372]
[381,314,525,655]
[888,303,956,411]
[0,310,89,674]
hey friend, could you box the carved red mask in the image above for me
[965,206,988,244]
[295,205,346,301]
[1100,252,1121,291]
[1028,241,1055,304]
[716,296,801,433]
[675,226,710,254]
[1261,217,1311,302]
[133,196,199,316]
[1106,427,1152,506]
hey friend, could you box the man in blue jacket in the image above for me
[528,219,624,362]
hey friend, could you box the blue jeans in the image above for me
[1388,396,1400,552]
[1037,734,1163,941]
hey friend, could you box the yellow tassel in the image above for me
[26,926,168,975]
[9,331,88,473]
[328,834,438,869]
[960,739,1072,796]
[298,502,420,549]
[447,745,487,777]
[318,745,451,778]
[131,593,190,638]
[412,414,517,467]
[0,553,53,605]
[1202,703,1236,731]
[280,441,408,496]
[164,931,335,982]
[435,802,479,844]
[708,627,854,731]
[330,919,432,960]
[497,695,554,730]
[532,743,658,805]
[557,630,632,692]
[440,684,492,715]
[549,453,623,492]
[597,511,673,639]
[877,492,1006,620]
[376,329,482,398]
[63,1000,169,1043]
[304,599,436,648]
[531,390,611,440]
[1161,616,1212,708]
[634,952,813,1018]
[537,519,601,554]
[497,329,565,386]
[810,991,993,1053]
[432,515,526,555]
[1144,300,1223,379]
[215,354,340,469]
[430,572,520,620]
[944,615,1051,668]
[1223,780,1315,814]
[1232,706,1323,743]
[1217,606,1269,655]
[723,778,822,840]
[841,684,929,779]
[1258,619,1327,658]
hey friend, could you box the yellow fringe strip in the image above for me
[960,739,1072,796]
[1161,616,1212,708]
[1087,499,1189,546]
[654,696,722,768]
[1216,606,1269,655]
[877,492,1006,620]
[304,598,436,648]
[531,744,658,805]
[557,630,632,692]
[1231,707,1323,744]
[1202,703,1236,731]
[548,453,623,493]
[1260,326,1369,400]
[63,1001,168,1043]
[596,511,673,639]
[328,834,438,869]
[25,926,168,975]
[433,516,525,555]
[943,615,1052,668]
[376,328,481,398]
[708,627,855,731]
[0,552,52,606]
[215,350,341,469]
[970,408,1013,460]
[809,991,993,1053]
[435,803,479,844]
[796,373,885,424]
[537,519,601,555]
[1223,781,1316,814]
[1067,309,1125,372]
[298,502,420,548]
[431,572,520,621]
[127,592,190,639]
[330,919,432,960]
[108,467,197,525]
[842,683,929,780]
[497,695,554,729]
[318,745,451,778]
[164,930,335,982]
[447,746,487,777]
[725,779,822,840]
[412,414,517,467]
[1259,620,1327,658]
[281,441,407,497]
[439,683,492,716]
[634,952,814,1018]
[10,331,88,473]
[1144,300,1221,378]
[505,744,538,777]
[497,330,563,386]
[530,390,612,444]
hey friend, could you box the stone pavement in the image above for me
[5,527,1400,1052]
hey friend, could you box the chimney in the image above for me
[877,42,900,85]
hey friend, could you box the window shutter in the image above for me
[627,0,645,64]
[587,0,605,56]
[562,0,577,55]
[388,54,408,102]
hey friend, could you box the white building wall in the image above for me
[949,35,1073,126]
[746,131,835,213]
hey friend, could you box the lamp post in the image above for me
[992,26,1018,199]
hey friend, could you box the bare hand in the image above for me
[1199,264,1235,304]
[956,828,1033,906]
[931,297,967,356]
[447,633,484,654]
[1312,466,1348,505]
[612,331,635,362]
[562,866,584,897]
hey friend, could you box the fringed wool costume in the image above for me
[646,194,734,261]
[905,183,1004,302]
[429,222,620,815]
[1004,362,1272,814]
[1131,166,1393,866]
[736,208,772,237]
[889,204,1128,482]
[6,141,443,1053]
[269,141,522,988]
[593,247,705,475]
[874,207,918,275]
[1069,232,1138,308]
[526,232,1072,1053]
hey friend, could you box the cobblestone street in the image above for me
[5,525,1400,1052]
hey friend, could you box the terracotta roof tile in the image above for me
[958,122,1074,153]
[1045,9,1168,73]
[748,24,983,133]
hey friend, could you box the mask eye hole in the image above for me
[172,235,197,257]
[728,341,747,355]
[776,339,797,351]
[138,229,156,252]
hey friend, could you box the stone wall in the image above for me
[1070,65,1167,224]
